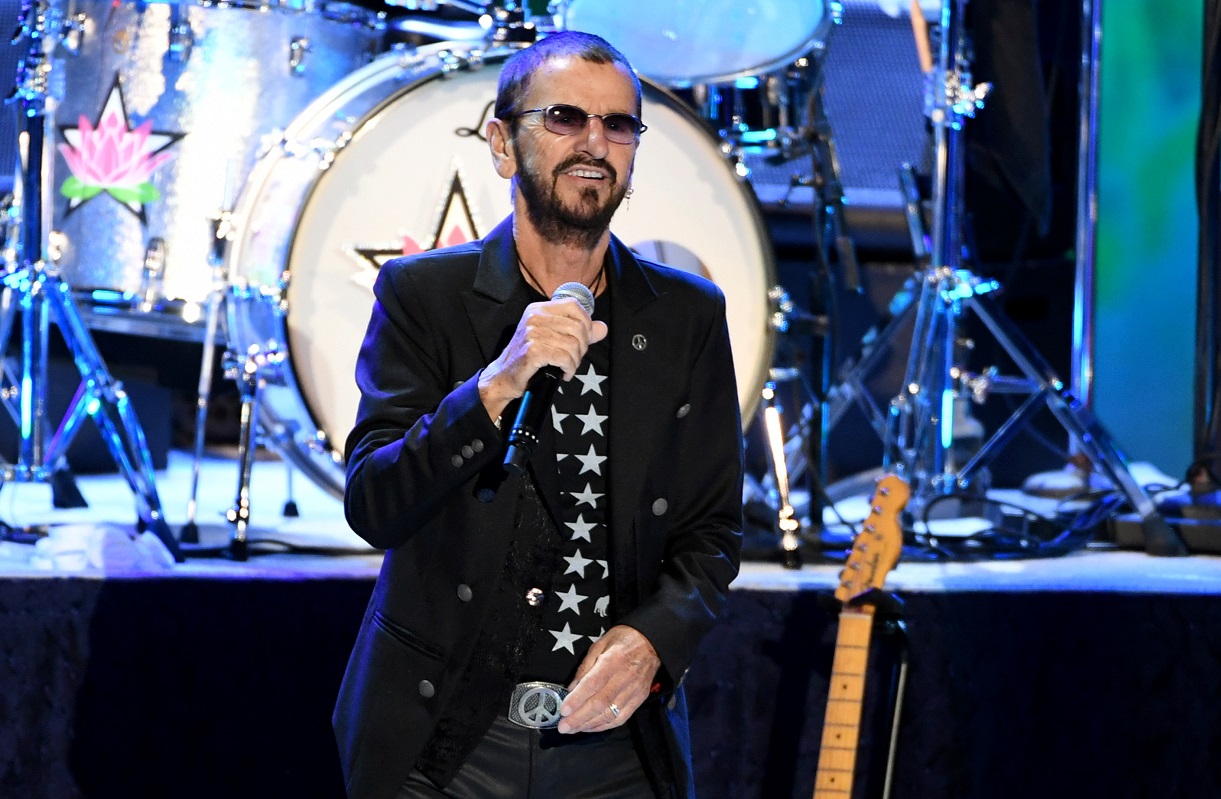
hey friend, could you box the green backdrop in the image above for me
[1095,0,1202,477]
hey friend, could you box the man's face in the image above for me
[509,57,640,248]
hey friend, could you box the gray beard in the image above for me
[514,145,629,249]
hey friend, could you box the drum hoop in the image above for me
[562,0,835,89]
[656,4,835,89]
[194,0,384,27]
[227,43,778,495]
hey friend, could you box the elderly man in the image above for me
[334,31,744,799]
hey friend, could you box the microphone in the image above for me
[503,281,595,476]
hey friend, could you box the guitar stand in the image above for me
[843,588,909,799]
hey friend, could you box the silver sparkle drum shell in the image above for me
[225,43,778,497]
[50,0,383,337]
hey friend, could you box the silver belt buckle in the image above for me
[508,681,569,729]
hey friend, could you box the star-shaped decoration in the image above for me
[573,444,607,476]
[597,559,609,579]
[350,167,481,286]
[566,514,596,542]
[552,407,570,434]
[550,622,584,654]
[58,76,183,222]
[569,483,604,509]
[589,627,606,643]
[574,364,607,396]
[563,548,594,578]
[555,584,588,614]
[575,405,608,436]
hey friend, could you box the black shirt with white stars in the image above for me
[521,287,612,683]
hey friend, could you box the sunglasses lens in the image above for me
[601,115,641,144]
[544,105,587,135]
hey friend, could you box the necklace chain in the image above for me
[516,253,605,298]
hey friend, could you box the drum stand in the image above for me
[883,0,1186,556]
[1,2,182,560]
[737,19,864,566]
[179,274,300,561]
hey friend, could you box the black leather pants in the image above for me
[396,715,656,798]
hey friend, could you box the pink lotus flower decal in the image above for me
[58,78,181,219]
[399,225,469,256]
[60,114,173,203]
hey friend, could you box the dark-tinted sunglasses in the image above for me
[512,104,647,145]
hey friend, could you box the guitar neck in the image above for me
[813,608,876,799]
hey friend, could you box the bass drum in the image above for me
[225,43,777,497]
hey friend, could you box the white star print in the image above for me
[550,622,583,654]
[573,444,607,475]
[552,407,569,434]
[574,364,607,396]
[569,483,604,508]
[555,584,588,614]
[589,627,606,643]
[564,548,594,578]
[597,559,609,579]
[575,405,607,436]
[566,515,596,542]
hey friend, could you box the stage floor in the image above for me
[1,448,1218,595]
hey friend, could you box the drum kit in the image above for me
[1,0,829,559]
[1,0,1178,561]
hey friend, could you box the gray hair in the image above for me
[494,31,643,127]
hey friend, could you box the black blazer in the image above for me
[334,217,744,799]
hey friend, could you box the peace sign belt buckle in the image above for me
[508,681,570,729]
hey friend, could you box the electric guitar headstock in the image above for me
[834,474,909,605]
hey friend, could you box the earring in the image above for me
[626,186,634,209]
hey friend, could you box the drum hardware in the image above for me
[761,380,803,569]
[168,6,194,62]
[882,0,1186,555]
[822,163,925,445]
[0,0,182,560]
[747,288,828,566]
[221,340,288,562]
[139,237,167,313]
[485,1,536,44]
[180,176,236,545]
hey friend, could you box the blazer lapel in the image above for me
[461,217,524,363]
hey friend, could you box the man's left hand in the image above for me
[557,625,660,734]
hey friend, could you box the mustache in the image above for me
[552,156,617,184]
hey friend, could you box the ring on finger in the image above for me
[609,702,621,719]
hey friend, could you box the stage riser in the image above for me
[4,578,1219,798]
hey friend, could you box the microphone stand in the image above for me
[0,0,181,560]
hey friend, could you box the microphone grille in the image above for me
[552,281,596,315]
